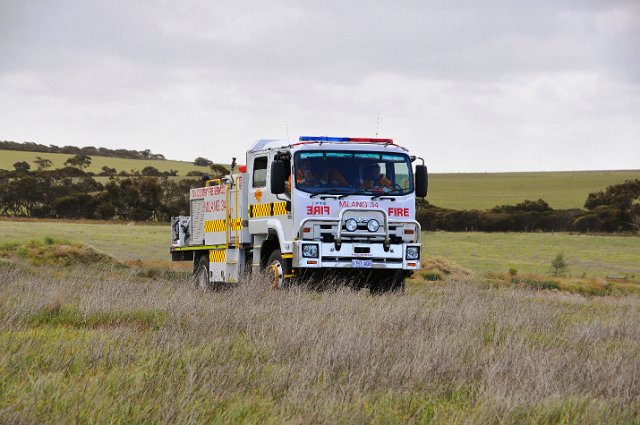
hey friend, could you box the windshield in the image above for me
[294,150,414,195]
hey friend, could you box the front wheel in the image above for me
[266,249,287,289]
[193,254,210,291]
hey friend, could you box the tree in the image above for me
[51,192,98,219]
[551,252,568,277]
[585,179,640,210]
[141,166,162,176]
[34,156,53,170]
[194,157,213,167]
[64,154,92,170]
[210,163,228,177]
[99,166,117,176]
[583,179,640,232]
[13,161,30,172]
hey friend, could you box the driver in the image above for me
[360,163,392,191]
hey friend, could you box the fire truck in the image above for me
[170,136,428,292]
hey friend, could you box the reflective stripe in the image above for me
[273,201,288,216]
[209,249,226,263]
[249,201,288,218]
[204,219,226,232]
[229,217,243,231]
[205,218,244,232]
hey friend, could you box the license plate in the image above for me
[352,259,373,268]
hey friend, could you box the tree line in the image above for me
[0,167,197,221]
[1,161,638,233]
[0,140,165,160]
[12,154,179,177]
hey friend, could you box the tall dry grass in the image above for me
[1,263,639,424]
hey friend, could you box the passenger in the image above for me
[319,162,348,186]
[296,159,319,186]
[360,164,393,191]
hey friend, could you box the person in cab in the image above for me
[318,161,348,187]
[296,159,320,187]
[360,163,393,191]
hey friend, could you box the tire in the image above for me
[265,249,287,289]
[193,253,210,291]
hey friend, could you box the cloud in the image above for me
[0,0,638,171]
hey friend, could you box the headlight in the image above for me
[406,246,420,260]
[345,218,358,232]
[302,244,319,258]
[367,219,380,232]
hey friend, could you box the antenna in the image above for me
[375,112,381,136]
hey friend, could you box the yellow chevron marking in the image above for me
[248,202,288,218]
[209,249,226,263]
[204,219,226,232]
[249,203,271,218]
[230,218,243,231]
[273,201,287,216]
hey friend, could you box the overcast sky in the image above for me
[1,0,638,172]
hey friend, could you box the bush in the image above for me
[551,252,568,277]
[511,277,561,291]
[421,271,443,281]
[194,157,213,167]
[141,166,163,176]
[210,164,228,177]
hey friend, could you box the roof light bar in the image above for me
[348,137,394,143]
[298,136,394,143]
[299,136,349,142]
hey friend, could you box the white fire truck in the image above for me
[171,136,428,292]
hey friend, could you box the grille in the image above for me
[190,199,205,245]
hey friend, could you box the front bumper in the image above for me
[293,241,421,270]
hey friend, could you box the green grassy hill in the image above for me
[0,149,215,176]
[428,170,640,210]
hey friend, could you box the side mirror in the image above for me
[270,160,287,195]
[415,164,428,197]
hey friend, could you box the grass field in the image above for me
[0,220,169,262]
[427,170,640,210]
[424,232,640,279]
[1,257,639,423]
[1,222,639,423]
[0,149,214,176]
[0,220,637,280]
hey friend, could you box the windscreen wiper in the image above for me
[370,192,402,201]
[310,189,356,199]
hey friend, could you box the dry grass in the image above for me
[1,262,639,424]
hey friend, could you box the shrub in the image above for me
[421,271,443,281]
[141,166,163,176]
[511,277,561,291]
[551,252,568,277]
